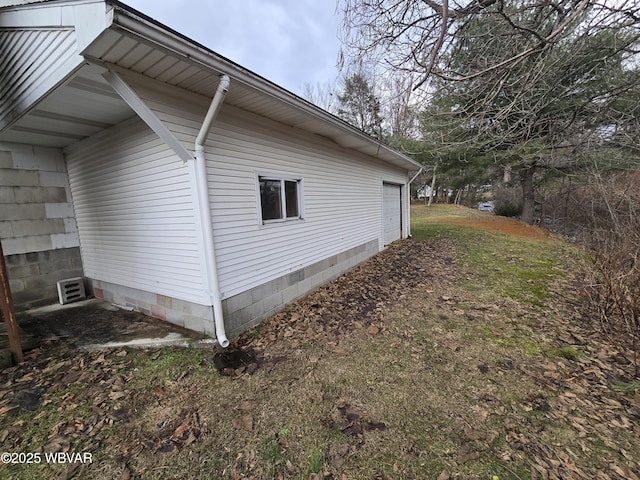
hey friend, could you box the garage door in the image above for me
[383,183,402,245]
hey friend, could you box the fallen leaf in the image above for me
[0,405,19,415]
[437,470,451,480]
[444,342,459,352]
[109,391,126,401]
[232,414,253,431]
[367,325,379,336]
[457,443,480,463]
[239,400,257,411]
[341,422,363,436]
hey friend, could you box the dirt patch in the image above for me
[446,215,554,240]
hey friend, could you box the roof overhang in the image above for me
[0,0,422,172]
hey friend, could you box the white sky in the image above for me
[123,0,343,96]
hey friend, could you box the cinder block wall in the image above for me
[87,239,380,341]
[0,144,83,310]
[223,238,380,338]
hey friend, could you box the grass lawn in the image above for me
[1,204,638,480]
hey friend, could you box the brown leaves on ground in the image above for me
[0,346,134,478]
[2,225,639,479]
[236,239,458,356]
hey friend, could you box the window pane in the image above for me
[285,180,299,218]
[260,178,282,220]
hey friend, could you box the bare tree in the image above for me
[379,72,420,141]
[341,0,640,223]
[301,81,339,114]
[340,0,640,89]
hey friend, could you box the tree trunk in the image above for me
[503,165,512,184]
[521,163,536,225]
[428,163,437,206]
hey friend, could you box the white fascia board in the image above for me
[0,1,109,46]
[104,5,422,173]
[102,67,193,163]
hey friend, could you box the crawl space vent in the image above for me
[57,277,86,305]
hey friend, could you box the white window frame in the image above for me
[256,171,305,225]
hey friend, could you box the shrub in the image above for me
[494,201,523,217]
[574,172,640,375]
[493,186,524,217]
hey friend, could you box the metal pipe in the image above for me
[409,168,423,186]
[194,74,230,348]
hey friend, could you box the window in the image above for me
[258,174,303,223]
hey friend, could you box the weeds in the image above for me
[611,381,640,395]
[545,346,584,360]
[308,446,324,474]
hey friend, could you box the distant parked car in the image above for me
[478,201,495,212]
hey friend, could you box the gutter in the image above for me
[409,168,424,186]
[105,3,422,172]
[193,74,231,348]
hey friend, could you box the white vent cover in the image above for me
[57,277,86,305]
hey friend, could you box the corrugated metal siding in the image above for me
[65,117,205,304]
[114,72,407,299]
[0,28,79,131]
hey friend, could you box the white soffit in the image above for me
[87,4,421,171]
[0,0,421,171]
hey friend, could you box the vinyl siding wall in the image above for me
[118,71,407,300]
[208,107,406,298]
[65,117,205,304]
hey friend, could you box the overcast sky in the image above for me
[123,0,343,96]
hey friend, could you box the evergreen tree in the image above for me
[336,73,383,138]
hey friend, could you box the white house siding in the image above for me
[113,71,408,301]
[207,107,407,299]
[65,117,205,305]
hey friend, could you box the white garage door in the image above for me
[383,183,402,245]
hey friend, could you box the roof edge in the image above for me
[105,1,422,171]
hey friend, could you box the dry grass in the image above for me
[1,205,639,480]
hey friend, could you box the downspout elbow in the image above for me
[409,168,423,185]
[196,74,230,148]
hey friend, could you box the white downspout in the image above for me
[406,168,423,238]
[194,74,230,347]
[409,168,423,187]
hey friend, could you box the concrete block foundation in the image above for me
[88,239,380,342]
[222,239,380,338]
[6,247,84,310]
